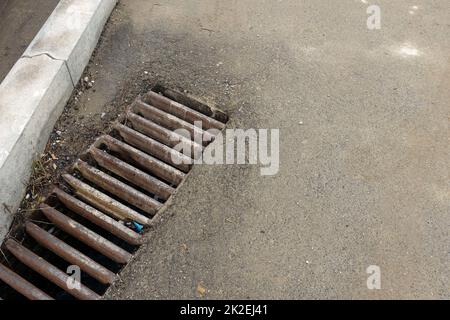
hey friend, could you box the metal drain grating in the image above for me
[0,87,228,300]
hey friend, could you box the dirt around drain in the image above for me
[0,87,228,300]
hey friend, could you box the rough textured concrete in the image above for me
[0,55,73,240]
[24,0,118,83]
[0,0,117,242]
[27,0,450,299]
[0,0,59,82]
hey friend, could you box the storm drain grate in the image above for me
[0,87,228,300]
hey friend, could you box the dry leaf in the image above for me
[197,283,206,297]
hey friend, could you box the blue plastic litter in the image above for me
[132,221,144,233]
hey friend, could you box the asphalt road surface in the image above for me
[63,0,449,299]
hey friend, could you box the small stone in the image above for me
[101,112,106,119]
[84,76,89,82]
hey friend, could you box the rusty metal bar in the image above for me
[88,147,174,201]
[126,112,203,159]
[62,174,151,226]
[0,263,53,300]
[98,135,185,185]
[114,123,192,172]
[74,160,162,215]
[143,91,225,130]
[133,100,214,145]
[5,239,100,300]
[25,222,116,285]
[161,87,229,123]
[53,188,144,245]
[40,204,132,264]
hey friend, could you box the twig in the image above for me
[0,248,10,266]
[2,203,12,215]
[28,219,53,226]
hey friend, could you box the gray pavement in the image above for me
[0,0,59,82]
[70,0,449,299]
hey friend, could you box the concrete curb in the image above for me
[0,0,117,241]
